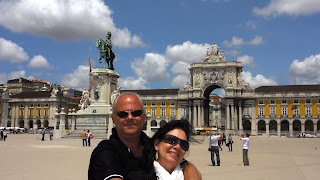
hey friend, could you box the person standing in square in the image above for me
[240,133,250,166]
[81,129,88,146]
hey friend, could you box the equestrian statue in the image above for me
[96,32,115,70]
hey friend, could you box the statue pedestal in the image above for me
[73,68,120,134]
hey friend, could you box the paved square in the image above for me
[0,134,319,180]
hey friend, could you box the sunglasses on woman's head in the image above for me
[116,110,143,118]
[162,134,189,151]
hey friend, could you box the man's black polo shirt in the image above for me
[88,128,151,180]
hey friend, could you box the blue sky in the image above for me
[0,0,320,91]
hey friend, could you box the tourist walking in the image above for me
[209,132,221,166]
[227,133,233,151]
[3,129,8,141]
[240,133,250,166]
[41,128,46,141]
[222,133,226,145]
[49,129,53,140]
[81,129,87,146]
[87,130,92,146]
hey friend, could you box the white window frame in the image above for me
[170,108,175,117]
[270,107,276,117]
[244,107,249,116]
[44,109,48,117]
[306,106,311,117]
[259,107,264,117]
[29,109,33,117]
[151,108,156,117]
[37,109,41,117]
[282,107,287,116]
[294,108,299,117]
[161,108,166,117]
[183,108,187,117]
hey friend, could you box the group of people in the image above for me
[208,132,250,167]
[88,92,201,180]
[0,129,8,141]
[81,129,93,146]
[41,128,53,141]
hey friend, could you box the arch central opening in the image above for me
[203,85,225,128]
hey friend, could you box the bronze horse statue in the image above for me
[96,38,115,70]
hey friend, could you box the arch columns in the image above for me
[197,105,201,127]
[226,104,230,130]
[277,119,281,137]
[231,104,234,129]
[301,123,305,133]
[193,105,197,128]
[251,105,257,135]
[289,122,293,137]
[188,105,192,125]
[266,122,269,136]
[239,105,242,130]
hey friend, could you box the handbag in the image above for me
[208,148,211,151]
[89,134,93,139]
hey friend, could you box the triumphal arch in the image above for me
[178,43,257,134]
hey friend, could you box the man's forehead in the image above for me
[116,94,142,108]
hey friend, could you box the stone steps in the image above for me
[63,129,109,139]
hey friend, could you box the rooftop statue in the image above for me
[96,32,115,70]
[203,42,225,63]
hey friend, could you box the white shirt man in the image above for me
[240,133,250,166]
[208,132,221,166]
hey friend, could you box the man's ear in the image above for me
[111,114,116,125]
[154,139,160,151]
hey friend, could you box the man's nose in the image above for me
[127,112,134,119]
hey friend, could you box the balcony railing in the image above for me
[281,114,288,117]
[293,114,300,117]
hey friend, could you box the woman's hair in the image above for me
[144,120,192,179]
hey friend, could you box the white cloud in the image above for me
[249,36,263,45]
[253,0,320,18]
[165,41,210,63]
[223,37,244,48]
[28,55,51,69]
[0,38,29,63]
[171,74,189,88]
[118,77,149,90]
[241,71,278,88]
[223,36,263,48]
[0,70,26,84]
[131,53,170,82]
[289,54,320,84]
[0,0,144,48]
[236,55,256,67]
[60,65,89,89]
[171,61,190,75]
[225,50,240,57]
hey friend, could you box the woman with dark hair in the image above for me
[144,120,192,180]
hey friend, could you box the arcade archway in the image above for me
[243,120,251,130]
[203,84,224,127]
[305,120,313,131]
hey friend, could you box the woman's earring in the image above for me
[155,151,158,160]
